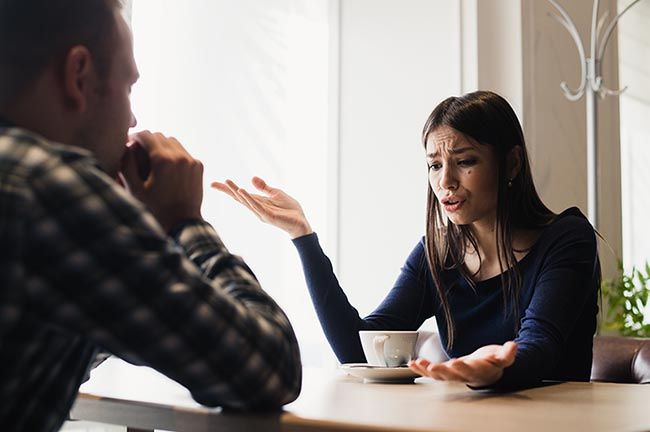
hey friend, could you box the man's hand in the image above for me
[408,341,517,387]
[121,131,203,232]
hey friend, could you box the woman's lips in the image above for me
[442,199,465,212]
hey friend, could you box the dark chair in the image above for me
[591,335,650,383]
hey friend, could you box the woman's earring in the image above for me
[507,178,513,188]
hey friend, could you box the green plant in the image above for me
[600,261,650,337]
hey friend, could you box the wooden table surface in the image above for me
[71,357,650,432]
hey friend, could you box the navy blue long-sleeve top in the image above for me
[293,207,599,389]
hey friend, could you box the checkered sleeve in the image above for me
[23,140,302,410]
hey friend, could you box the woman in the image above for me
[212,91,600,390]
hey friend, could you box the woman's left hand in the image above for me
[408,341,517,387]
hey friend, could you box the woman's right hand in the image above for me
[211,177,313,239]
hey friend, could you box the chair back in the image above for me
[591,335,650,384]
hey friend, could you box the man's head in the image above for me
[0,0,139,176]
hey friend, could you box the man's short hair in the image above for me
[0,0,121,106]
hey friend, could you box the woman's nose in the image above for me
[130,112,138,128]
[439,165,458,191]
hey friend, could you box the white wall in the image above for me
[336,0,460,317]
[476,0,524,119]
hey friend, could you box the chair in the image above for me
[590,335,650,384]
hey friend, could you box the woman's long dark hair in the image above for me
[422,91,555,349]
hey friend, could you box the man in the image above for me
[0,0,302,430]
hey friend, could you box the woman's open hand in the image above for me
[408,341,517,387]
[211,177,313,239]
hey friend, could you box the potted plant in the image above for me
[600,261,650,337]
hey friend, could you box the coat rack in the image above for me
[546,0,643,229]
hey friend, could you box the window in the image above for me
[618,0,650,321]
[130,0,335,366]
[619,1,650,269]
[129,0,462,366]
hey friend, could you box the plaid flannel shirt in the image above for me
[0,122,302,432]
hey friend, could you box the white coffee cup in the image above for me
[359,330,418,367]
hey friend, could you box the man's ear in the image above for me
[507,146,523,180]
[62,46,96,113]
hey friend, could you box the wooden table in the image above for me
[71,357,650,432]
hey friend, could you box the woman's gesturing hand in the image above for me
[408,341,517,387]
[211,177,313,239]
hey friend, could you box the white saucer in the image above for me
[340,363,419,383]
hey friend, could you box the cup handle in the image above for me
[373,335,389,366]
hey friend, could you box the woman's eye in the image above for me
[428,162,442,171]
[458,159,477,167]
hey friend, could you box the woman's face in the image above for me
[426,126,500,229]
